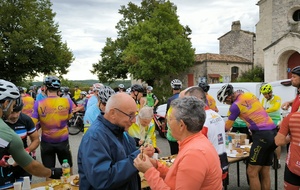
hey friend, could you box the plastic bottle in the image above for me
[225,133,229,149]
[62,159,71,183]
[235,131,241,148]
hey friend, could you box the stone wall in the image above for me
[219,21,255,62]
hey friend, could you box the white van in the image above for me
[209,79,297,117]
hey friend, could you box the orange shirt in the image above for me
[279,112,300,176]
[144,132,222,190]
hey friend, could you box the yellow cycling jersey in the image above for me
[261,95,281,124]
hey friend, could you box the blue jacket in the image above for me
[78,114,141,190]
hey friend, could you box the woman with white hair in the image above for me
[128,106,160,153]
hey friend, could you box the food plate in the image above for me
[32,187,53,190]
[227,152,248,158]
[240,145,251,149]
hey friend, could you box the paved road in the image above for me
[33,131,286,190]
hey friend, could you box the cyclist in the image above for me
[73,91,88,113]
[19,87,35,117]
[35,85,47,101]
[118,84,126,93]
[128,106,160,153]
[198,82,219,112]
[282,65,300,112]
[86,83,104,108]
[165,79,182,155]
[83,86,115,133]
[217,83,277,190]
[73,86,81,101]
[145,86,159,109]
[260,83,282,169]
[129,84,145,111]
[0,79,62,189]
[2,96,40,187]
[31,76,73,178]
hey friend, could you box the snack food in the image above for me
[72,176,79,186]
[53,184,71,190]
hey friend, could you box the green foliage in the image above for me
[0,0,74,84]
[236,65,264,82]
[92,0,195,88]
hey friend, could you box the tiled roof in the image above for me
[195,53,252,63]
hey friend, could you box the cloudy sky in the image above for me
[48,0,259,81]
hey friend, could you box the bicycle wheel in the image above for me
[68,121,82,135]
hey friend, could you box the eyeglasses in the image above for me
[114,108,137,121]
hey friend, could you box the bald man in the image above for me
[78,93,153,190]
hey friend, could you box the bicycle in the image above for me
[68,112,84,135]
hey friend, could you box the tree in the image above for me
[236,65,264,82]
[92,0,195,87]
[0,0,74,84]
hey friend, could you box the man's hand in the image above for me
[134,153,154,173]
[50,168,63,179]
[140,144,155,158]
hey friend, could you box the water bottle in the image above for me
[235,131,241,148]
[61,159,71,183]
[225,134,229,149]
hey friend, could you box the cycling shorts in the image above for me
[40,140,73,168]
[249,129,277,166]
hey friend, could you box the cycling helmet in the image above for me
[198,82,210,92]
[98,86,115,104]
[126,88,131,94]
[260,84,272,94]
[80,91,87,96]
[13,96,23,112]
[170,79,182,89]
[217,83,233,103]
[118,84,125,89]
[63,87,69,93]
[131,84,144,93]
[0,79,20,100]
[93,83,104,91]
[44,76,61,89]
[291,66,300,76]
[18,86,24,94]
[147,86,153,91]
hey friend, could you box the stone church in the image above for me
[255,0,300,82]
[181,0,300,86]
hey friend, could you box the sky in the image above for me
[46,0,259,81]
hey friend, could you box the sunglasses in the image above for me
[114,108,137,121]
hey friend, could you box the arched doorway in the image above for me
[287,52,300,78]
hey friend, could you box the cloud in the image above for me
[47,0,259,81]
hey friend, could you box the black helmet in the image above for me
[198,82,210,92]
[131,84,144,93]
[44,76,61,89]
[13,96,23,112]
[18,86,24,94]
[217,84,233,103]
[291,66,300,76]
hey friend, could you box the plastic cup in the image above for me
[13,182,22,190]
[152,153,158,160]
[228,143,233,150]
[245,139,250,145]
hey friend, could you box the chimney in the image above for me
[231,20,241,31]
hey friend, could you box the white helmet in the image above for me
[118,84,125,89]
[217,83,233,103]
[98,86,115,104]
[0,79,20,100]
[170,79,182,89]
